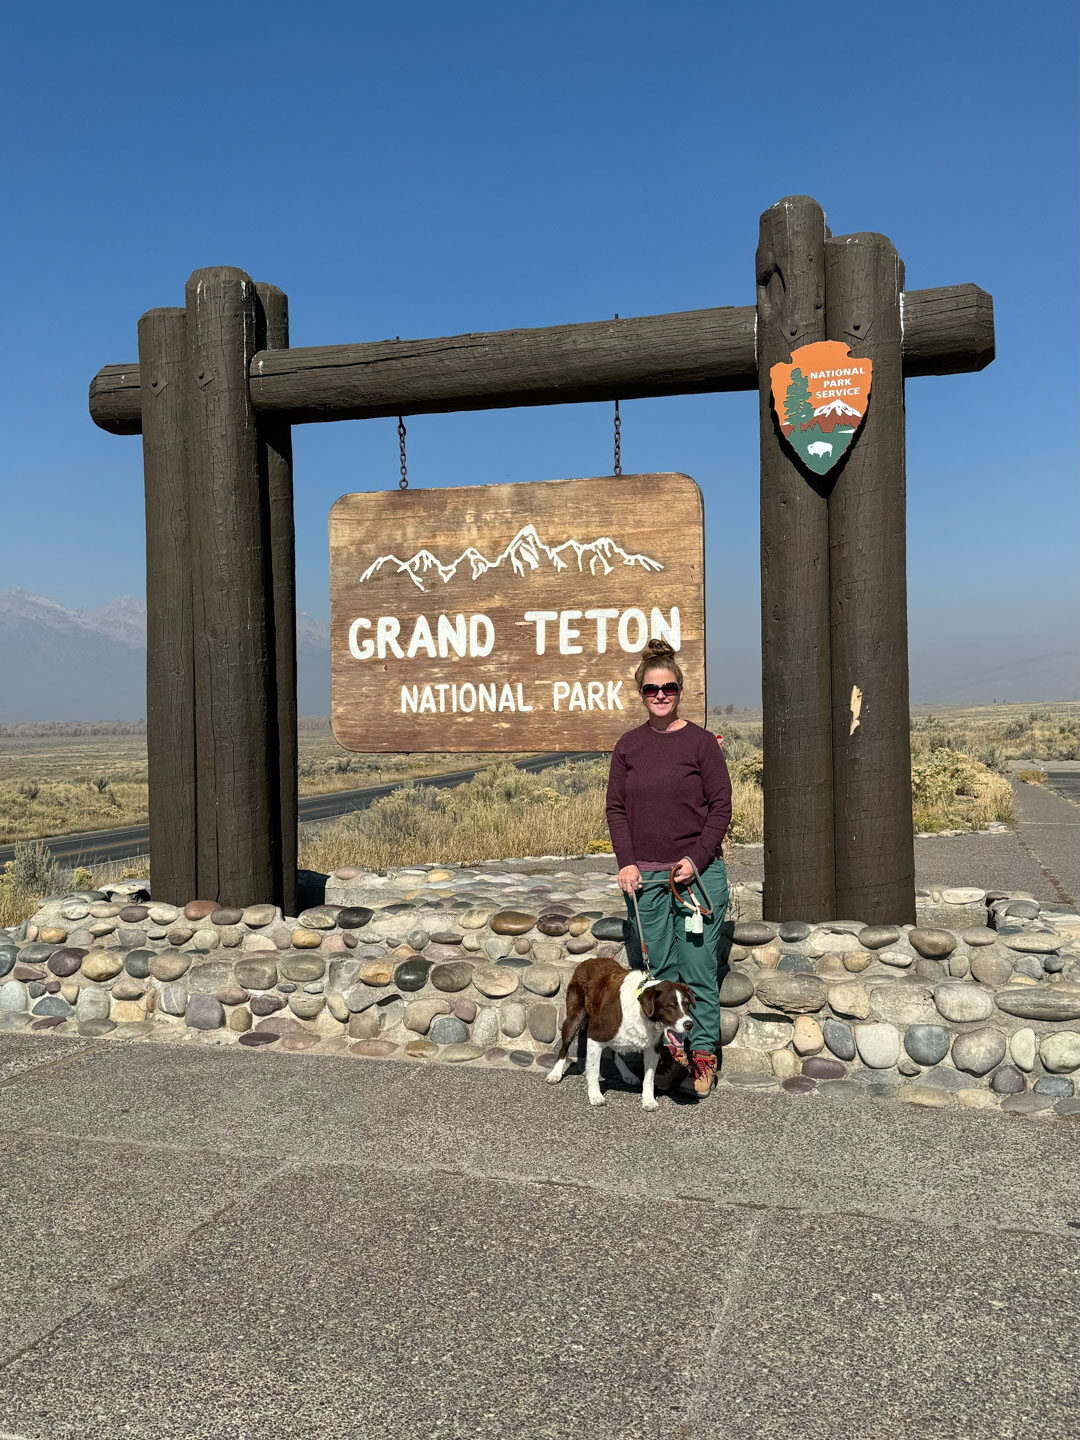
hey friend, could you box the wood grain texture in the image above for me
[329,474,705,752]
[826,235,916,925]
[184,268,275,906]
[88,284,995,434]
[137,307,196,905]
[255,283,297,916]
[757,196,836,922]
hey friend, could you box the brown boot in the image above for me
[680,1050,718,1098]
[655,1033,690,1091]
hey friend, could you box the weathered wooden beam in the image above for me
[185,267,276,906]
[255,282,298,917]
[826,234,916,925]
[757,196,836,923]
[137,307,197,906]
[88,284,994,435]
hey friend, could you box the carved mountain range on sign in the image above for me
[358,523,664,592]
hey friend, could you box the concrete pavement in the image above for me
[0,1033,1077,1439]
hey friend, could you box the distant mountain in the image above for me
[0,588,331,722]
[359,523,664,592]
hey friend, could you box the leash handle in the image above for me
[668,860,714,918]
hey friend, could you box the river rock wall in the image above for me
[4,861,1079,1117]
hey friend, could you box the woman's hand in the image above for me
[618,865,642,895]
[671,856,694,883]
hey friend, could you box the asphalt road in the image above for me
[0,752,602,870]
[1046,768,1080,805]
[0,1033,1076,1439]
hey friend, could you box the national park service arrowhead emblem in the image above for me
[770,340,872,475]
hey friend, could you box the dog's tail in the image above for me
[553,978,587,1066]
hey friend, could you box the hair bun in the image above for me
[641,638,676,661]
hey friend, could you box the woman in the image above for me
[605,639,732,1097]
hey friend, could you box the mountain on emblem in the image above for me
[769,340,872,475]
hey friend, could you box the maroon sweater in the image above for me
[606,721,732,872]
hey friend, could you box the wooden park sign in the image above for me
[88,195,994,924]
[329,474,705,751]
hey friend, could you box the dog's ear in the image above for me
[681,984,698,1010]
[639,985,659,1018]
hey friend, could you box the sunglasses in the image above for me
[641,682,681,699]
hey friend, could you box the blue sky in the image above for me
[3,0,1077,706]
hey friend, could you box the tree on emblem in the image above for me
[784,367,813,433]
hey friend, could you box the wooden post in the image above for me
[184,268,275,906]
[756,197,836,921]
[255,283,297,916]
[137,308,197,904]
[825,234,916,923]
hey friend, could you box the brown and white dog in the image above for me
[545,954,695,1110]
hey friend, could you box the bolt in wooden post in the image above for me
[757,196,836,921]
[137,307,197,904]
[184,267,275,906]
[825,234,916,924]
[255,283,297,916]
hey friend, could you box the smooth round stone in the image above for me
[567,916,593,937]
[792,1016,823,1056]
[18,943,53,965]
[47,948,85,978]
[969,950,1013,988]
[452,999,477,1023]
[82,952,123,982]
[841,951,872,973]
[909,928,956,960]
[903,1025,950,1066]
[32,995,71,1018]
[962,927,998,947]
[184,900,217,922]
[168,925,195,947]
[718,971,754,1006]
[719,1010,741,1045]
[428,931,464,946]
[296,909,335,931]
[940,888,986,905]
[878,950,913,969]
[1004,900,1040,920]
[566,937,596,955]
[933,982,993,1023]
[360,961,394,987]
[238,905,274,929]
[186,995,225,1030]
[237,1030,278,1046]
[0,983,28,1016]
[191,929,221,953]
[60,904,90,922]
[148,904,180,925]
[335,906,373,931]
[289,929,322,950]
[527,1003,558,1044]
[249,993,285,1016]
[497,1002,525,1038]
[209,907,243,927]
[0,949,16,980]
[508,1050,534,1067]
[821,1018,855,1060]
[530,942,565,966]
[184,960,233,995]
[234,957,278,991]
[1001,1092,1055,1115]
[1015,955,1048,981]
[288,993,325,1019]
[780,1074,816,1094]
[778,922,812,943]
[483,937,513,961]
[216,984,248,1008]
[521,964,560,997]
[777,953,813,974]
[403,997,450,1034]
[279,1032,321,1052]
[858,925,901,950]
[112,975,146,1001]
[88,903,120,920]
[1001,932,1061,956]
[473,966,519,999]
[490,911,536,936]
[537,916,569,937]
[437,1041,481,1063]
[991,1064,1026,1095]
[459,908,493,930]
[994,986,1080,1022]
[1044,955,1067,974]
[855,1023,900,1069]
[429,1015,470,1045]
[430,961,473,993]
[405,1038,437,1060]
[391,957,432,992]
[1009,1028,1037,1071]
[159,984,189,1016]
[755,973,827,1014]
[120,949,152,980]
[800,1054,846,1080]
[952,1028,1007,1075]
[1034,1076,1074,1098]
[27,981,47,999]
[277,982,296,993]
[38,926,67,945]
[732,921,776,947]
[78,1018,117,1037]
[591,917,629,943]
[1040,1032,1080,1073]
[827,982,870,1020]
[808,931,861,957]
[280,955,325,983]
[345,1038,394,1058]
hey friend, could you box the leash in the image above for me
[669,860,713,936]
[628,885,650,975]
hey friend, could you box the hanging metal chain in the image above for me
[612,312,622,476]
[397,416,408,490]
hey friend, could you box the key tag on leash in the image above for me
[686,896,705,936]
[670,862,712,936]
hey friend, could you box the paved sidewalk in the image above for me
[1009,775,1080,907]
[0,1033,1076,1440]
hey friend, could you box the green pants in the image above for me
[623,857,729,1053]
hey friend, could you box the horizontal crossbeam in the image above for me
[89,283,993,435]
